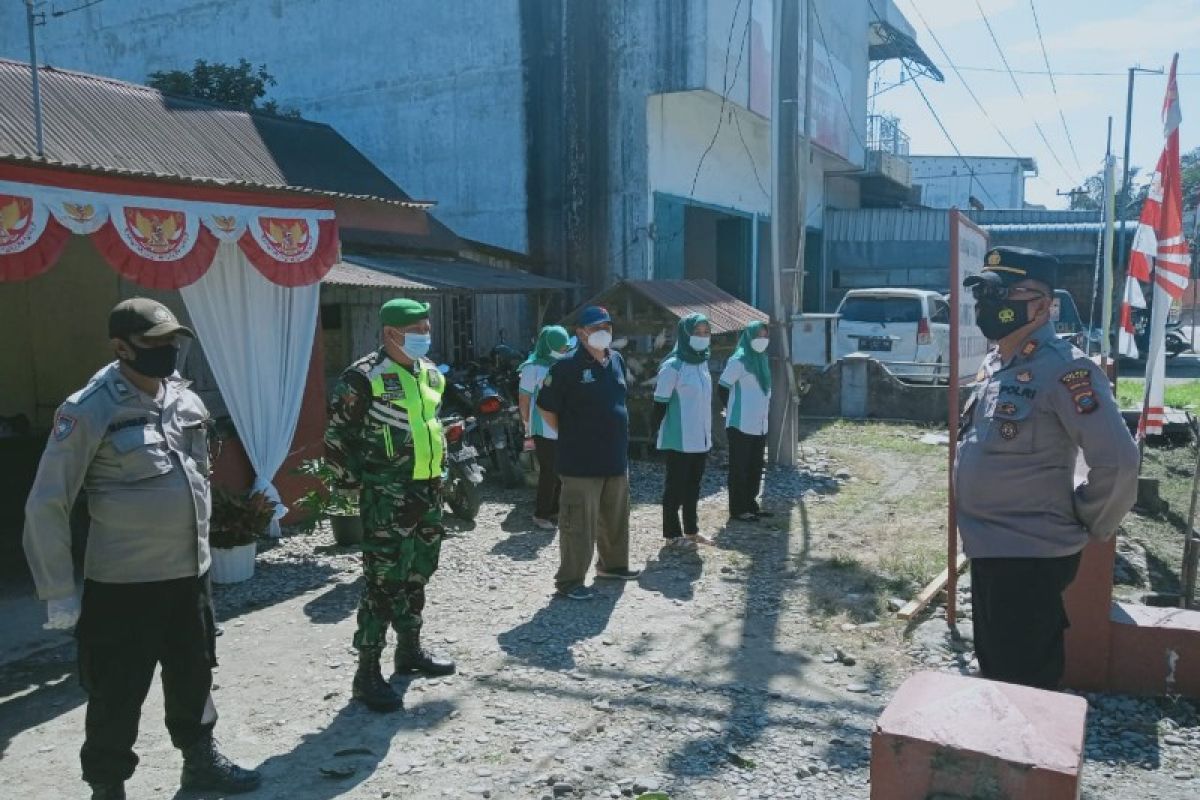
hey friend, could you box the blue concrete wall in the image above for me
[0,0,529,252]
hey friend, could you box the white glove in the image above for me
[45,593,81,631]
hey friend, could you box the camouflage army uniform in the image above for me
[324,349,446,651]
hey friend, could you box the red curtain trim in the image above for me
[91,220,220,290]
[0,214,72,282]
[238,219,339,287]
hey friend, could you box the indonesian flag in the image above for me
[1118,275,1145,358]
[1131,54,1186,437]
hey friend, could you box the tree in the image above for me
[1069,146,1200,217]
[1068,165,1147,213]
[147,59,300,118]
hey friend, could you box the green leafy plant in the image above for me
[294,458,360,530]
[209,487,272,548]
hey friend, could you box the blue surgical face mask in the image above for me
[689,335,711,352]
[551,349,570,360]
[401,332,432,360]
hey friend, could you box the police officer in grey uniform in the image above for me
[23,298,260,800]
[956,246,1139,690]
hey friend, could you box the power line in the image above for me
[51,0,105,17]
[908,72,1004,209]
[900,0,1022,159]
[1028,0,1082,172]
[973,0,1077,185]
[953,65,1200,78]
[691,0,747,196]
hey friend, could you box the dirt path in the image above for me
[2,422,1197,799]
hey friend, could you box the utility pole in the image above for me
[766,0,804,466]
[24,0,45,157]
[1117,66,1165,276]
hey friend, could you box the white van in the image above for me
[834,288,951,383]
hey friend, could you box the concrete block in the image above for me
[871,671,1087,800]
[1063,538,1116,692]
[1108,602,1200,696]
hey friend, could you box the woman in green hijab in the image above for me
[718,321,772,521]
[519,325,572,529]
[652,313,714,547]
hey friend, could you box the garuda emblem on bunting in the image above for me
[124,207,188,258]
[0,195,35,253]
[255,216,317,263]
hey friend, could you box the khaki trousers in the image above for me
[555,473,631,592]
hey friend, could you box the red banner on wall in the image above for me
[0,176,339,288]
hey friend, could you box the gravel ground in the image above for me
[2,430,1198,799]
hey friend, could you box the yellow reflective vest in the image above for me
[368,359,445,480]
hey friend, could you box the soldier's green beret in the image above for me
[380,298,431,328]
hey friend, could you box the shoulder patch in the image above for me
[52,412,76,441]
[1060,368,1098,414]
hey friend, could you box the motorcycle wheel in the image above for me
[446,475,482,522]
[495,447,524,489]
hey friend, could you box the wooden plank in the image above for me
[897,554,969,620]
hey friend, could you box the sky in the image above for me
[879,0,1200,209]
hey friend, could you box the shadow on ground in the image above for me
[497,583,626,671]
[192,697,455,800]
[303,577,363,625]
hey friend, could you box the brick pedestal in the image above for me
[871,671,1087,800]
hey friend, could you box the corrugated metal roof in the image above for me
[0,59,431,207]
[983,221,1137,234]
[826,208,949,242]
[328,254,578,294]
[624,279,769,335]
[967,209,1099,225]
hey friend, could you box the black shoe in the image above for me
[556,585,594,600]
[89,784,126,800]
[732,512,759,522]
[595,566,642,580]
[353,649,404,712]
[180,733,262,794]
[394,628,456,676]
[754,509,775,518]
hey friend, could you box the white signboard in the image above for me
[748,0,858,163]
[950,211,989,385]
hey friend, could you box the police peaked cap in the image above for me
[964,246,1059,291]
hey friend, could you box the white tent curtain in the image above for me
[181,241,319,535]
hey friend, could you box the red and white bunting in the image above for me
[0,177,338,289]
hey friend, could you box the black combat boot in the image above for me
[179,731,262,794]
[352,648,403,711]
[88,784,126,800]
[394,627,456,676]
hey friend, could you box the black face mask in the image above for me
[121,339,179,378]
[975,297,1030,341]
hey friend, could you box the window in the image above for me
[930,299,950,324]
[838,296,923,324]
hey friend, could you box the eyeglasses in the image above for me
[970,283,1048,302]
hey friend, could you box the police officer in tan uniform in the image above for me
[956,247,1139,689]
[23,298,260,800]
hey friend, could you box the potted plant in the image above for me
[295,458,363,546]
[208,487,272,583]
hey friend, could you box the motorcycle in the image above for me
[441,412,484,522]
[442,362,525,489]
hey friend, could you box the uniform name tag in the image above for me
[107,417,150,434]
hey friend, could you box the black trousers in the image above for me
[662,451,707,538]
[970,552,1082,690]
[533,435,561,520]
[76,574,218,785]
[727,427,767,517]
